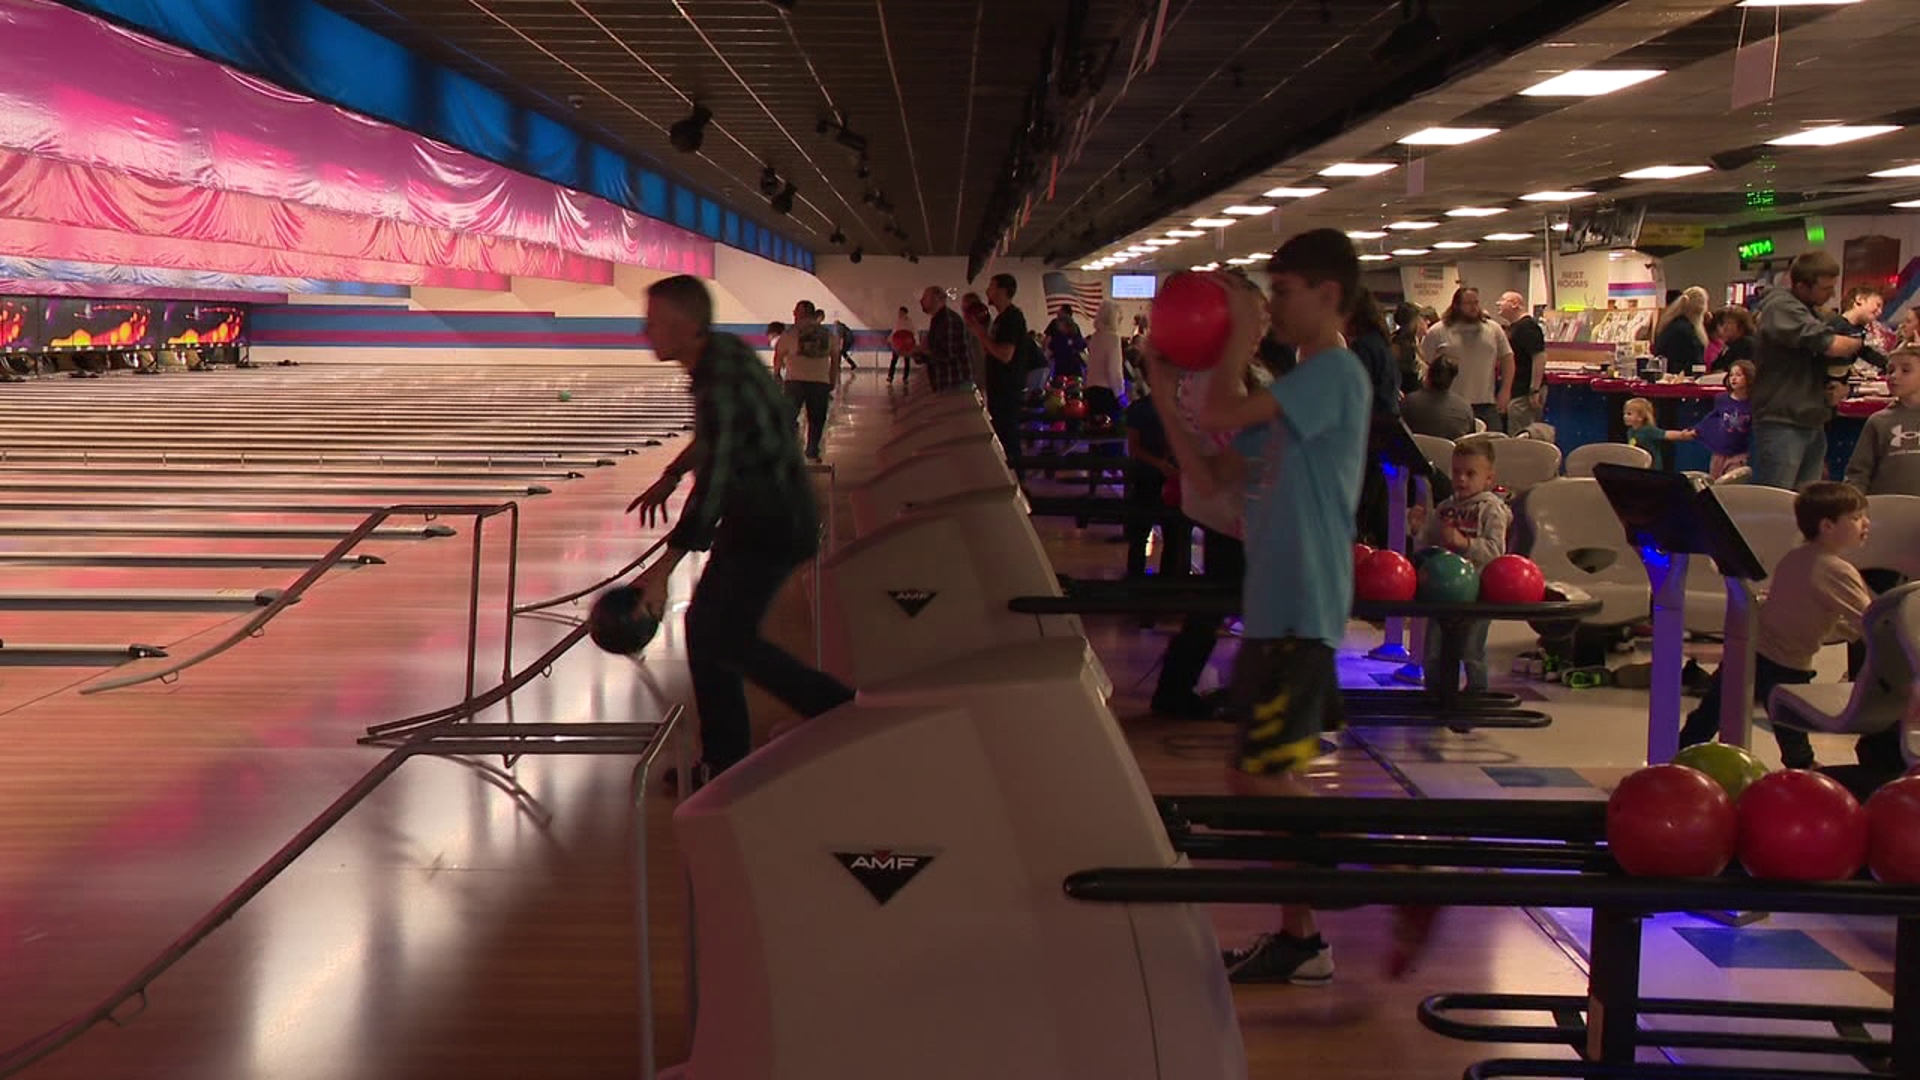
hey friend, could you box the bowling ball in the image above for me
[1736,769,1868,881]
[1149,272,1234,371]
[1088,413,1114,432]
[1410,546,1448,569]
[1043,392,1068,417]
[1161,474,1181,507]
[1670,743,1769,802]
[1478,554,1545,605]
[1416,552,1480,604]
[1865,775,1920,884]
[1062,399,1089,420]
[1356,549,1418,603]
[588,585,660,656]
[1353,543,1375,573]
[890,329,916,354]
[558,389,572,402]
[1606,765,1738,877]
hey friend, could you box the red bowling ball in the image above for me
[1865,775,1920,884]
[1355,549,1418,603]
[1736,769,1869,881]
[1606,765,1738,877]
[889,329,916,354]
[1479,554,1546,605]
[1062,399,1089,420]
[1149,272,1233,371]
[1353,543,1375,573]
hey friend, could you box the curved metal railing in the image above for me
[82,503,521,697]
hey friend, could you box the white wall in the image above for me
[814,254,1056,331]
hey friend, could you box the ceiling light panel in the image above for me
[1869,164,1920,178]
[1391,248,1431,256]
[1767,125,1900,146]
[1222,205,1276,216]
[1521,69,1665,97]
[1347,230,1388,239]
[1319,162,1398,177]
[1398,127,1501,146]
[1191,218,1236,228]
[1166,229,1205,238]
[1263,186,1327,198]
[1389,220,1440,230]
[1446,207,1507,217]
[1484,232,1534,241]
[1433,241,1478,249]
[1521,190,1596,202]
[1358,254,1393,262]
[1621,165,1712,179]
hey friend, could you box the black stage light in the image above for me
[760,165,782,197]
[670,104,712,154]
[771,182,797,215]
[829,228,847,245]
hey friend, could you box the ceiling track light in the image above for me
[669,104,712,154]
[770,182,797,215]
[760,165,782,198]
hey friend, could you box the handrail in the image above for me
[514,534,670,615]
[82,502,519,695]
[0,712,684,1080]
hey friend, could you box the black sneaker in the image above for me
[1149,693,1215,720]
[1221,932,1333,986]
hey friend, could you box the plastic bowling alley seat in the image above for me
[668,636,1245,1080]
[1488,437,1562,496]
[1680,483,1797,635]
[1412,434,1457,477]
[1564,442,1652,478]
[1769,583,1920,766]
[1520,478,1650,628]
[1715,465,1753,485]
[877,409,995,468]
[849,433,1011,537]
[1852,494,1920,581]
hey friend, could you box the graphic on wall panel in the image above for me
[0,296,37,351]
[160,302,248,346]
[42,298,154,350]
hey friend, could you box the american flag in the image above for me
[1042,271,1104,322]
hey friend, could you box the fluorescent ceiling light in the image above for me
[1189,263,1220,272]
[1521,190,1596,202]
[1622,164,1712,180]
[1080,264,1099,270]
[1391,248,1431,256]
[1869,164,1920,178]
[1165,229,1205,238]
[1319,162,1397,177]
[1399,126,1500,146]
[1389,220,1440,230]
[1226,256,1262,265]
[1894,200,1920,209]
[1191,218,1236,228]
[1143,239,1179,247]
[1346,230,1389,239]
[1739,0,1863,6]
[1551,222,1570,232]
[1484,232,1534,241]
[1358,254,1393,262]
[1434,241,1478,250]
[1446,207,1506,217]
[1521,69,1664,97]
[1768,125,1900,147]
[1222,205,1276,216]
[1263,186,1327,198]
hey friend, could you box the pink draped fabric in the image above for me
[0,147,609,284]
[0,0,716,279]
[0,215,511,290]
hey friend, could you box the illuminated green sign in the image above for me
[1737,237,1775,261]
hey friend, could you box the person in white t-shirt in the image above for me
[1084,300,1126,417]
[1418,286,1514,433]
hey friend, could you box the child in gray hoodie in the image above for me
[1416,438,1511,691]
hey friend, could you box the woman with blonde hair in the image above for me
[1652,285,1711,374]
[1083,299,1125,417]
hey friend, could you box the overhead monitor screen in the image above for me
[1110,274,1158,299]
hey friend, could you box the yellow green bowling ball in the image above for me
[1671,743,1769,802]
[559,389,572,401]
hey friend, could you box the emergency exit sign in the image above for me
[1737,237,1775,262]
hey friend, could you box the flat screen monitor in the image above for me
[41,298,155,350]
[0,296,37,352]
[1110,273,1157,300]
[160,301,247,347]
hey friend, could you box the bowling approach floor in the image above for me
[0,363,1896,1079]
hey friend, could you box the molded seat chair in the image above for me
[1412,434,1457,477]
[1564,442,1651,478]
[1519,477,1649,627]
[1680,484,1797,635]
[1490,438,1562,496]
[1852,494,1920,581]
[1769,582,1920,766]
[1714,465,1752,485]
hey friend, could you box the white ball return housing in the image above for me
[820,485,1109,695]
[665,636,1245,1080]
[848,432,1013,537]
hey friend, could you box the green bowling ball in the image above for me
[1416,551,1480,604]
[1043,392,1068,417]
[559,389,572,401]
[1672,743,1769,802]
[1410,545,1448,569]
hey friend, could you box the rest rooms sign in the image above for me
[1403,264,1454,309]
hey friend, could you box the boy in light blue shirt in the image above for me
[1176,230,1372,985]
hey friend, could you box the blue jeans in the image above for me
[1424,618,1492,692]
[1748,421,1826,491]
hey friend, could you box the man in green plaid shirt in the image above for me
[628,275,855,777]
